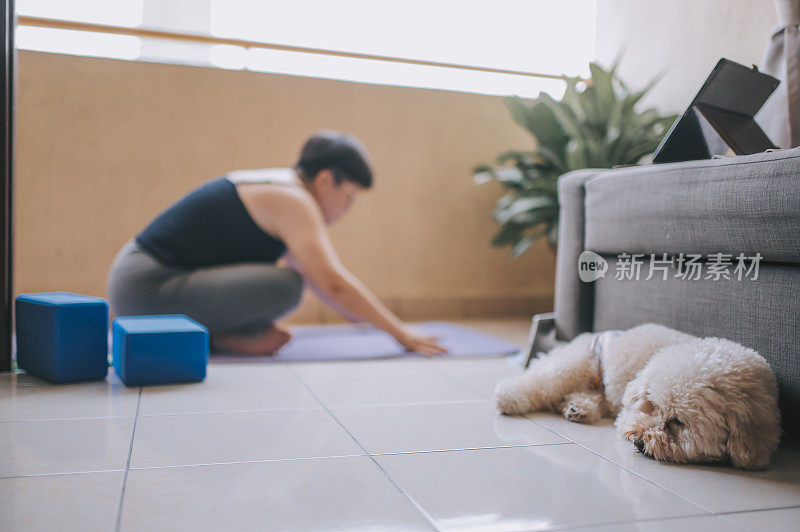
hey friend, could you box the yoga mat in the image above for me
[211,321,521,362]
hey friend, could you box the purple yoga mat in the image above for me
[211,321,520,362]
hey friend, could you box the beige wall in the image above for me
[15,51,555,324]
[596,0,777,114]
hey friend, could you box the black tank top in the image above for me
[135,176,287,268]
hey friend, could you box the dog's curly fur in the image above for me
[495,323,781,469]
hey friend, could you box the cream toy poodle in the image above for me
[495,323,781,469]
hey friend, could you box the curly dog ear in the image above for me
[724,406,780,470]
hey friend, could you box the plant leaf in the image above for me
[476,51,673,256]
[493,196,557,224]
[491,223,526,247]
[504,96,569,159]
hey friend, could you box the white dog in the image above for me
[495,323,781,469]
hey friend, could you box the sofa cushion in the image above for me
[583,148,800,263]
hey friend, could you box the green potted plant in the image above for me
[474,59,677,257]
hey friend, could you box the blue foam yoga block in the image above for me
[15,292,109,383]
[112,315,208,386]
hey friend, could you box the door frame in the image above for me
[0,0,14,372]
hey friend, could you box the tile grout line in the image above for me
[715,514,755,531]
[429,362,538,412]
[432,373,581,437]
[122,444,577,474]
[716,503,800,516]
[120,442,576,473]
[574,441,715,516]
[514,415,800,520]
[287,365,441,532]
[518,416,716,517]
[577,444,800,518]
[324,399,489,411]
[715,505,800,531]
[432,361,630,445]
[429,364,505,400]
[369,441,573,456]
[128,454,368,471]
[524,416,597,443]
[551,511,742,531]
[0,468,126,480]
[134,406,326,417]
[0,415,138,424]
[115,387,142,532]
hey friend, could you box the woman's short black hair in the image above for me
[294,130,373,189]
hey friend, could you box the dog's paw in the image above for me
[494,378,532,415]
[561,392,603,423]
[496,392,530,415]
[564,403,590,422]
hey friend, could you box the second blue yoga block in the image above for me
[15,292,109,383]
[112,315,208,386]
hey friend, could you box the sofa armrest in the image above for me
[584,148,800,261]
[553,168,609,340]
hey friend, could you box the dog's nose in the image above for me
[634,439,645,453]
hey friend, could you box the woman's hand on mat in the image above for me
[397,330,448,357]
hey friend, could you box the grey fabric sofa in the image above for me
[551,148,800,438]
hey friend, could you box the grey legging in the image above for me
[107,239,304,337]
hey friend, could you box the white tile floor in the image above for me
[1,319,799,531]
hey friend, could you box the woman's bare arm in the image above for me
[256,187,446,356]
[283,251,362,323]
